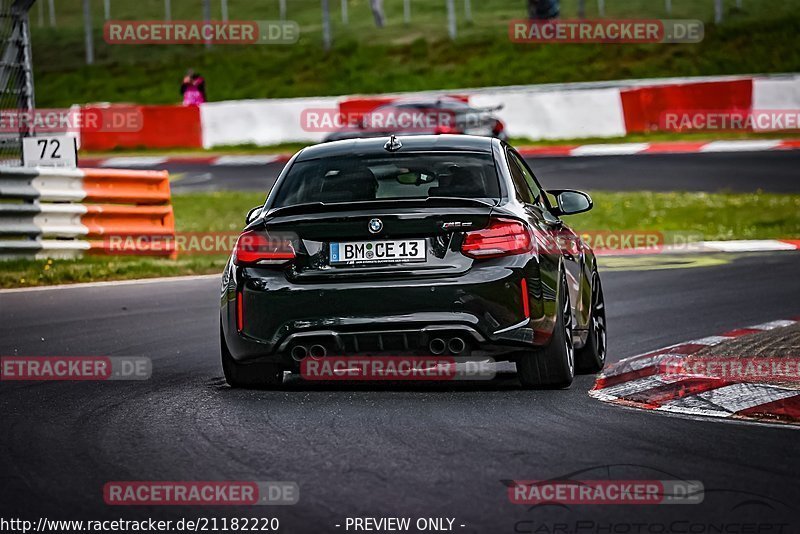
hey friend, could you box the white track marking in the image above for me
[570,143,650,156]
[99,157,169,167]
[699,140,782,152]
[0,274,220,294]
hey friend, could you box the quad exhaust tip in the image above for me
[448,337,466,355]
[309,344,327,359]
[429,338,446,355]
[430,336,466,355]
[291,345,308,361]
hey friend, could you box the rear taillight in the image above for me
[233,230,295,266]
[461,218,534,259]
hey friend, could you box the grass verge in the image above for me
[1,191,798,289]
[33,1,800,107]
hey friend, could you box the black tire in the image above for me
[516,271,575,389]
[220,325,284,389]
[576,271,607,374]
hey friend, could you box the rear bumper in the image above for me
[221,259,555,365]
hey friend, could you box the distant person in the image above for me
[180,70,206,106]
[527,0,559,19]
[370,0,385,28]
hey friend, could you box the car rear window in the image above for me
[272,152,500,207]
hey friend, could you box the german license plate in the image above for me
[330,240,426,265]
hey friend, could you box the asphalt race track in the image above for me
[159,151,800,194]
[1,251,799,531]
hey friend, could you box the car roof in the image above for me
[381,96,470,107]
[296,135,495,162]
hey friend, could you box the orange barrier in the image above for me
[82,205,175,237]
[81,168,176,258]
[81,168,172,205]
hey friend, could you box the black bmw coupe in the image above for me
[220,135,606,388]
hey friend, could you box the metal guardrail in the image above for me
[0,166,175,259]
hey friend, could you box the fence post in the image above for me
[714,0,724,23]
[577,0,586,18]
[202,0,211,49]
[341,0,348,25]
[665,0,671,15]
[404,0,410,24]
[597,0,604,17]
[464,0,472,22]
[279,0,287,21]
[48,0,55,27]
[321,0,332,51]
[221,0,228,22]
[103,0,110,20]
[83,0,94,65]
[446,0,456,40]
[164,0,171,21]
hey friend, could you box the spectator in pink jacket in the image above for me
[181,70,206,106]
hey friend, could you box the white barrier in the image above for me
[200,96,339,148]
[199,89,625,146]
[752,75,800,132]
[753,75,800,109]
[471,88,626,140]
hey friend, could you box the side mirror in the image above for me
[550,190,593,216]
[245,205,264,224]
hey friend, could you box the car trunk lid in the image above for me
[261,198,494,281]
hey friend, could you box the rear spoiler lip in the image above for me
[263,197,498,220]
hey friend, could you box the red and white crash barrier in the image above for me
[75,73,800,150]
[516,138,800,157]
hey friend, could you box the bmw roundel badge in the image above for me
[368,218,383,234]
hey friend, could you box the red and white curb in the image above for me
[80,154,292,168]
[79,139,800,167]
[590,319,800,425]
[517,139,800,158]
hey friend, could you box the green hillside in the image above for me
[31,0,800,106]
